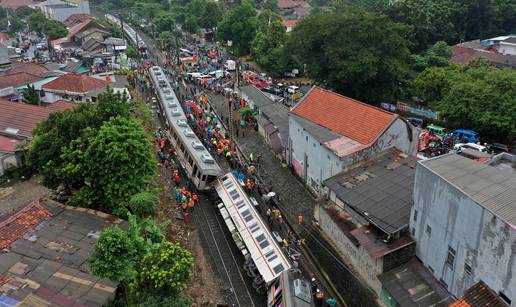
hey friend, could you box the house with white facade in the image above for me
[288,86,418,194]
[41,73,110,103]
[411,153,516,306]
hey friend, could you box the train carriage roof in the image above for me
[149,66,221,173]
[215,173,291,283]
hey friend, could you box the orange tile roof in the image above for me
[0,72,44,89]
[292,86,396,144]
[67,18,94,39]
[42,73,110,93]
[449,281,508,307]
[282,19,299,28]
[0,200,53,249]
[0,99,75,138]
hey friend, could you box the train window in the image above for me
[241,209,251,218]
[259,240,270,249]
[236,200,245,209]
[192,165,198,177]
[250,223,260,233]
[202,175,207,181]
[188,156,193,166]
[206,175,217,183]
[256,234,266,243]
[273,295,283,307]
[273,264,285,274]
[244,215,254,223]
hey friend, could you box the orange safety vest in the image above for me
[188,198,194,208]
[181,202,187,210]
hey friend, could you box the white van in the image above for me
[454,143,488,153]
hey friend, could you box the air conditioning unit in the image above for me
[177,119,188,127]
[183,129,195,138]
[192,141,204,150]
[168,102,177,108]
[171,108,181,116]
[201,154,215,164]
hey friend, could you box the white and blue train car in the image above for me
[149,65,222,191]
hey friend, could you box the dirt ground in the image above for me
[0,176,49,218]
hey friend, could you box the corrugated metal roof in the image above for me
[421,153,516,225]
[324,148,417,234]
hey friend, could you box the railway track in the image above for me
[195,199,259,307]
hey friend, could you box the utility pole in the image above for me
[228,59,239,139]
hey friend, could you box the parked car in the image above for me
[487,143,510,154]
[427,124,448,138]
[36,43,47,50]
[14,47,22,54]
[288,85,299,94]
[454,143,488,153]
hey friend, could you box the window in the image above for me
[428,266,434,273]
[413,210,418,221]
[426,225,432,237]
[411,227,415,236]
[446,246,456,268]
[464,263,472,275]
[499,291,511,305]
[306,136,308,142]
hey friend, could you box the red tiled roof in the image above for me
[449,281,508,307]
[292,86,396,144]
[0,100,75,138]
[0,72,44,89]
[0,200,53,249]
[282,19,299,28]
[7,62,49,75]
[67,18,94,39]
[63,13,92,27]
[0,135,20,152]
[278,0,298,8]
[0,0,34,9]
[42,73,110,93]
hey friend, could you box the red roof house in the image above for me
[0,99,75,139]
[292,86,395,144]
[288,86,418,193]
[0,72,44,90]
[63,13,92,27]
[42,73,111,102]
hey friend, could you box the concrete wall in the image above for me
[288,116,344,194]
[43,91,94,103]
[288,116,418,194]
[0,152,18,176]
[411,164,516,306]
[498,42,516,56]
[318,205,384,295]
[45,1,90,22]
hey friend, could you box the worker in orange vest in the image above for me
[188,197,195,212]
[298,213,304,224]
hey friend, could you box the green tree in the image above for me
[129,191,159,217]
[28,11,67,38]
[199,2,224,29]
[217,1,257,55]
[73,117,155,216]
[251,11,289,75]
[411,41,452,71]
[28,104,99,187]
[126,46,137,58]
[159,31,176,49]
[413,60,516,142]
[154,12,175,33]
[133,241,193,294]
[22,84,40,105]
[286,6,412,103]
[89,226,136,282]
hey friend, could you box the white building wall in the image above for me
[498,42,516,55]
[411,164,516,306]
[288,115,418,194]
[288,116,344,193]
